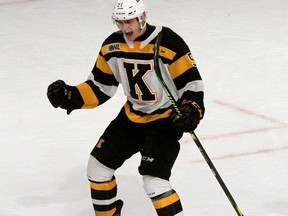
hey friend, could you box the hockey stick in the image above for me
[153,31,244,216]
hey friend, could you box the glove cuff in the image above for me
[181,99,203,119]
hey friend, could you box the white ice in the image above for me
[1,0,288,215]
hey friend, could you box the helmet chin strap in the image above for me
[139,21,147,34]
[137,12,147,37]
[134,21,146,40]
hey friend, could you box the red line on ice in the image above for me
[190,145,288,164]
[213,100,286,126]
[183,99,288,162]
[200,125,287,141]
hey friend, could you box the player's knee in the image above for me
[143,175,172,198]
[87,155,115,182]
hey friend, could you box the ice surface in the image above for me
[1,0,288,215]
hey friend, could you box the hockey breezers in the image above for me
[153,31,244,216]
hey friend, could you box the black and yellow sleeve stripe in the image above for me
[76,80,111,109]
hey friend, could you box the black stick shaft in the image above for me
[153,31,244,216]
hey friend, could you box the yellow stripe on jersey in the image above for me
[134,41,141,49]
[102,42,176,62]
[95,208,117,216]
[96,55,113,75]
[169,54,196,79]
[159,46,176,61]
[102,42,155,55]
[76,82,99,109]
[124,103,172,123]
[153,192,180,209]
[90,178,117,191]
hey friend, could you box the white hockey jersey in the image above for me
[75,24,204,123]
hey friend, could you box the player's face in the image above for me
[116,18,144,41]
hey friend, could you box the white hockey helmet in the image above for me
[112,0,147,26]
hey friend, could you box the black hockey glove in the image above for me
[47,80,76,115]
[172,100,202,132]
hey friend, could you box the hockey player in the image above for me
[47,0,205,215]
